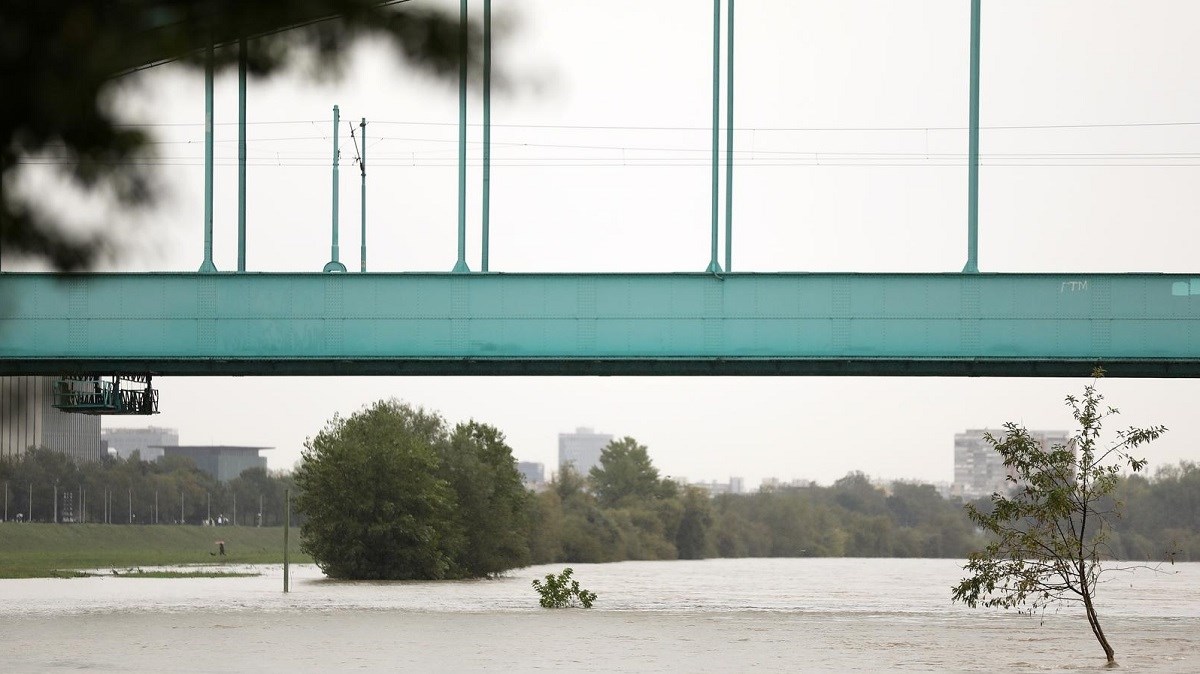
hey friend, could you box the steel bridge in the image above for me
[2,1,1198,383]
[2,272,1198,378]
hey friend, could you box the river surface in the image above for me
[0,558,1196,672]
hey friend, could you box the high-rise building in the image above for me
[954,429,1071,499]
[102,426,179,461]
[558,426,612,476]
[0,376,101,463]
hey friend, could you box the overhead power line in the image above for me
[18,157,1200,169]
[129,134,1200,159]
[117,119,1200,132]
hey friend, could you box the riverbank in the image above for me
[0,523,307,578]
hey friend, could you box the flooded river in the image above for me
[1,558,1197,672]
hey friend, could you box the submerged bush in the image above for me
[295,400,531,580]
[532,567,597,608]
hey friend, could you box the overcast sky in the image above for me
[82,0,1200,486]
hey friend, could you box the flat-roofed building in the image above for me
[159,445,269,482]
[690,477,746,497]
[102,426,179,461]
[516,461,545,487]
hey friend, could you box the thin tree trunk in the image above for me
[1081,583,1115,663]
[1076,487,1113,664]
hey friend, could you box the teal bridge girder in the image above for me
[1,272,1199,378]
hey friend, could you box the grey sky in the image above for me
[88,1,1200,485]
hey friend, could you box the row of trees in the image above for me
[6,405,1196,577]
[6,432,1195,565]
[1109,462,1200,560]
[526,455,984,565]
[3,411,979,574]
[528,451,1199,567]
[0,448,295,526]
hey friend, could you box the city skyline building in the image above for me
[516,461,545,487]
[759,477,818,491]
[0,376,101,463]
[688,476,747,497]
[159,445,269,483]
[102,426,179,461]
[953,429,1072,500]
[558,426,613,476]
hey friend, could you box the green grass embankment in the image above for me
[0,523,308,578]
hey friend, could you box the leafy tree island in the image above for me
[295,400,530,580]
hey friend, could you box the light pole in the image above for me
[283,488,290,593]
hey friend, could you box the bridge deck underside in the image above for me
[1,272,1198,377]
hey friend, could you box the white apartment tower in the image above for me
[954,428,1071,499]
[558,427,613,476]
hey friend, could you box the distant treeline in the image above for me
[0,448,296,526]
[1107,463,1200,561]
[525,449,1200,564]
[526,460,982,563]
[4,443,1197,564]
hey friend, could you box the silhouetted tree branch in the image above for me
[0,1,483,269]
